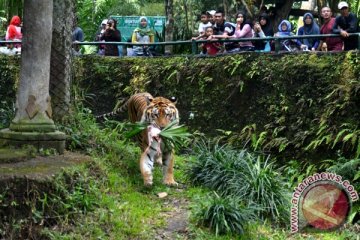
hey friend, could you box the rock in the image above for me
[157,192,168,198]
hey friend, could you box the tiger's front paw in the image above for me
[163,179,178,186]
[143,172,153,186]
[144,181,153,186]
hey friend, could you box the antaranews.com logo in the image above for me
[291,172,359,233]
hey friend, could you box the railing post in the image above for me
[191,40,197,55]
[358,33,360,51]
[274,37,280,53]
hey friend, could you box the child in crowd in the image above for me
[201,26,222,55]
[198,11,212,36]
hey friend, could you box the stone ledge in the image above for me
[0,151,91,180]
[0,129,66,154]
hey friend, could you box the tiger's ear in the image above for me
[146,96,153,105]
[170,96,177,104]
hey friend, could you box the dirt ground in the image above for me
[155,192,191,240]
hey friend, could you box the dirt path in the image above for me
[154,190,191,240]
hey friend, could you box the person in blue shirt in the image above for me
[296,13,320,51]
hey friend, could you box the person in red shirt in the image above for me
[319,7,343,51]
[5,15,22,49]
[202,26,222,55]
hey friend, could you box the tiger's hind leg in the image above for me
[162,151,177,186]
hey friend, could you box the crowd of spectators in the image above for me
[0,1,359,57]
[193,1,359,55]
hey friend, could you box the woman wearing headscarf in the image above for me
[5,15,22,48]
[253,13,274,51]
[100,18,121,56]
[275,20,293,36]
[296,13,320,51]
[274,20,298,51]
[132,16,154,56]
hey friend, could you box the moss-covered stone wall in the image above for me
[1,52,359,160]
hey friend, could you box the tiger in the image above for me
[98,92,179,186]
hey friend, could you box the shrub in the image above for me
[187,140,290,223]
[195,192,256,236]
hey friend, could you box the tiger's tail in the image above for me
[95,98,128,120]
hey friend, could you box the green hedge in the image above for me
[1,52,359,160]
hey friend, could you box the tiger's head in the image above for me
[141,96,179,129]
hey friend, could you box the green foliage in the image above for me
[158,120,192,151]
[0,55,19,129]
[195,192,255,236]
[187,140,290,224]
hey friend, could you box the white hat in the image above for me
[338,2,349,9]
[206,10,216,15]
[101,19,108,25]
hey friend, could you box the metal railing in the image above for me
[1,33,359,55]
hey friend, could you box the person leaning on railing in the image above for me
[318,6,343,51]
[274,20,299,52]
[332,1,359,50]
[5,15,22,49]
[100,18,121,56]
[231,12,254,51]
[296,13,320,51]
[253,13,273,52]
[131,16,154,57]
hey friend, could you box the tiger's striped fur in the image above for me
[99,92,179,186]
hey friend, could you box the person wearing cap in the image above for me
[207,10,216,25]
[332,1,359,50]
[95,19,108,55]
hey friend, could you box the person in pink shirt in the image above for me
[319,6,343,51]
[231,12,254,51]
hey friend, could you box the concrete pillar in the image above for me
[0,0,66,154]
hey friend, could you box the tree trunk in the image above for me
[183,0,189,37]
[273,0,295,33]
[164,0,174,54]
[49,0,75,122]
[10,0,55,132]
[223,0,228,19]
